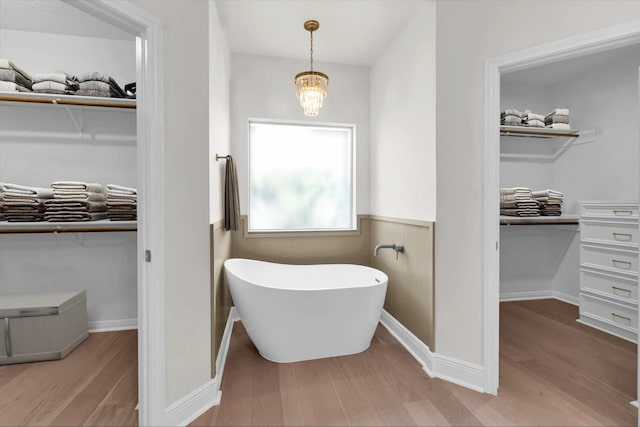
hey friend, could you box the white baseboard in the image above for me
[89,318,138,332]
[163,307,239,426]
[214,307,240,388]
[164,378,221,427]
[500,290,578,306]
[379,310,485,393]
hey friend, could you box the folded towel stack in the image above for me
[0,59,33,92]
[500,187,540,217]
[45,181,107,222]
[106,184,137,221]
[522,110,545,128]
[532,189,564,216]
[501,109,523,126]
[545,108,571,130]
[32,72,79,95]
[77,72,126,98]
[0,182,53,222]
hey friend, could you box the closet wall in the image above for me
[500,44,640,302]
[0,28,137,330]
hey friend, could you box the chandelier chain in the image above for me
[310,30,314,72]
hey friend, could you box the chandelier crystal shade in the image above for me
[295,20,328,117]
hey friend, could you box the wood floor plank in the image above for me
[403,399,450,426]
[0,331,126,427]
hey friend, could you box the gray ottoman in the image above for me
[0,290,89,365]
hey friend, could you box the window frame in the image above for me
[247,118,357,235]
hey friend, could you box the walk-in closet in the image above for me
[0,1,139,423]
[499,42,639,408]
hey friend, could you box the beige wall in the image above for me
[435,0,640,365]
[369,217,435,349]
[232,216,370,266]
[210,222,232,377]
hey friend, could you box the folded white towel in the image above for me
[532,189,564,199]
[0,183,54,198]
[52,192,106,202]
[51,181,103,193]
[500,187,532,195]
[523,110,545,122]
[106,184,137,195]
[526,119,545,128]
[546,123,571,130]
[0,59,33,81]
[0,81,30,92]
[501,109,523,117]
[32,81,68,92]
[545,108,570,118]
[500,194,534,202]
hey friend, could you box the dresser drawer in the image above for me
[579,292,637,331]
[580,243,638,274]
[580,203,639,220]
[580,267,638,303]
[581,220,638,247]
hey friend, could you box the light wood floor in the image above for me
[192,299,637,426]
[0,300,635,426]
[0,330,138,427]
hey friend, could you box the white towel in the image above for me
[523,111,545,122]
[52,192,106,202]
[0,183,54,198]
[532,189,564,199]
[0,81,30,92]
[545,123,571,130]
[0,59,33,81]
[32,73,69,85]
[500,187,532,195]
[545,108,570,118]
[51,181,103,193]
[501,109,523,117]
[32,81,68,92]
[526,119,545,128]
[106,184,137,195]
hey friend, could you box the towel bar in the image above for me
[216,154,230,162]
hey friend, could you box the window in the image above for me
[249,120,355,233]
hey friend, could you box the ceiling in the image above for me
[0,0,134,40]
[215,0,420,66]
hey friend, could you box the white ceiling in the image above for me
[0,0,134,40]
[215,0,420,66]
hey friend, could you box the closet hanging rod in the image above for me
[0,93,136,109]
[216,154,230,162]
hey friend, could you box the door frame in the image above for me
[483,21,640,394]
[63,1,166,424]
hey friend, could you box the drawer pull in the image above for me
[613,210,633,215]
[612,285,632,294]
[612,232,633,239]
[612,312,632,322]
[612,259,632,267]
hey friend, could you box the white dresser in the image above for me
[579,202,639,342]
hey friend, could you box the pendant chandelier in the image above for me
[294,20,329,117]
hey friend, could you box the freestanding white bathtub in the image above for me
[224,258,388,363]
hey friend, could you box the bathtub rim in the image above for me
[223,257,388,292]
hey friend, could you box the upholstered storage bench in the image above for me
[0,290,88,365]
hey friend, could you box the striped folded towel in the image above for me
[51,181,103,193]
[545,108,570,118]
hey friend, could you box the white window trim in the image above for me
[247,118,357,234]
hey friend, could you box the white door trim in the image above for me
[484,20,640,394]
[63,1,166,425]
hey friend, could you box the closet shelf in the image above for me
[500,215,580,226]
[0,92,136,110]
[0,220,137,234]
[500,126,596,162]
[500,126,579,138]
